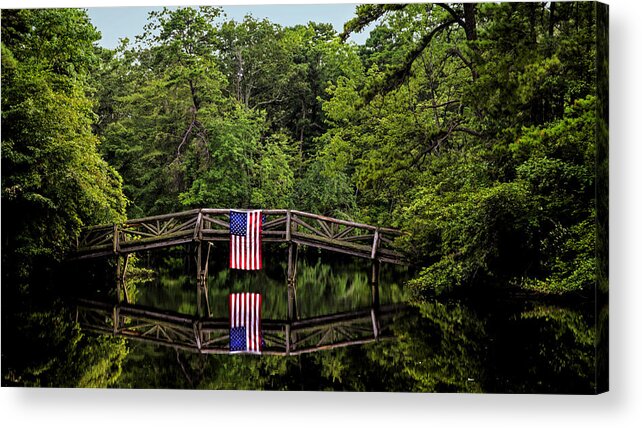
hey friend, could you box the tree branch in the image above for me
[339,4,407,41]
[176,118,195,157]
[421,99,461,110]
[437,3,477,41]
[447,47,478,80]
[393,121,482,173]
[174,348,194,388]
[453,126,483,137]
[253,96,286,109]
[365,18,457,100]
[436,3,467,29]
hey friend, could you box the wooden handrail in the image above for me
[83,208,398,232]
[125,208,201,224]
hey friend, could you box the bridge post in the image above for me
[196,241,212,318]
[119,254,130,303]
[287,242,298,322]
[285,210,291,242]
[370,260,381,338]
[371,260,380,309]
[115,255,122,304]
[285,324,291,355]
[286,240,298,351]
[113,224,121,304]
[113,304,120,334]
[203,243,212,316]
[196,242,203,317]
[194,210,210,318]
[370,228,380,260]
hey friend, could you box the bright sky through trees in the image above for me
[87,4,372,49]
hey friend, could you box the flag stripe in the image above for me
[235,293,240,328]
[249,293,254,352]
[257,294,261,351]
[249,214,252,271]
[245,215,250,271]
[255,294,259,351]
[249,293,254,351]
[252,212,257,270]
[244,293,249,350]
[254,212,259,269]
[249,213,254,270]
[250,294,254,352]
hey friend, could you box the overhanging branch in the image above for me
[365,18,457,100]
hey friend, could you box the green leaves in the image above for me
[2,9,101,81]
[2,9,129,387]
[404,179,536,295]
[316,3,601,297]
[2,10,126,270]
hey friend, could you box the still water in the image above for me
[96,244,597,393]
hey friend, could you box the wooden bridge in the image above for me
[76,299,409,356]
[73,208,406,264]
[72,208,408,335]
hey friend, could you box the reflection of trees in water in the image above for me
[115,297,595,393]
[3,303,127,388]
[377,301,488,392]
[135,249,409,319]
[6,246,594,391]
[376,300,595,393]
[486,303,595,393]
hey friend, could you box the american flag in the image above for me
[229,209,262,270]
[229,292,262,354]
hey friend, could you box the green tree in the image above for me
[2,9,126,277]
[1,8,128,387]
[321,2,601,296]
[95,7,226,215]
[95,8,300,213]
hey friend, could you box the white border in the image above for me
[2,1,641,427]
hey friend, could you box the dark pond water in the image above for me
[79,243,598,393]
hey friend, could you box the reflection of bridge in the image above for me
[71,208,406,330]
[73,208,406,264]
[76,300,408,356]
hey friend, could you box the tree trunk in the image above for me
[463,4,477,41]
[548,1,556,37]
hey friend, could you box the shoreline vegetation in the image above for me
[2,3,606,389]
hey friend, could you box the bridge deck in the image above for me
[73,208,407,264]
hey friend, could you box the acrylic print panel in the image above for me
[1,1,607,393]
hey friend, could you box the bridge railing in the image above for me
[75,299,406,356]
[73,208,406,264]
[287,210,403,264]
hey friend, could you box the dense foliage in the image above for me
[2,3,606,388]
[325,2,602,297]
[2,9,127,387]
[87,3,604,298]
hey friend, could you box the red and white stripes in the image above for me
[230,210,262,270]
[229,292,262,354]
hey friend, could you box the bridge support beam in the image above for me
[119,254,130,303]
[115,255,121,304]
[287,242,298,321]
[115,255,129,304]
[370,260,381,339]
[196,242,212,318]
[287,241,298,352]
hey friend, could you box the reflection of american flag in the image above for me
[229,210,262,270]
[229,292,262,354]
